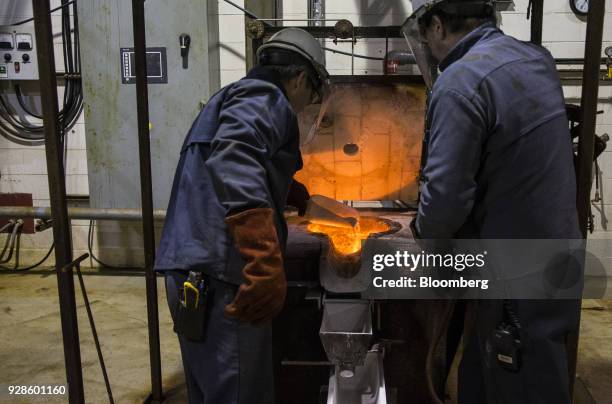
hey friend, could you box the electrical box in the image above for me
[78,0,220,209]
[0,26,39,80]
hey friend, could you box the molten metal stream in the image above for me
[307,217,390,255]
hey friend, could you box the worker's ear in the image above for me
[285,71,306,94]
[297,70,309,90]
[431,15,447,40]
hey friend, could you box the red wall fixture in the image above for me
[0,193,35,234]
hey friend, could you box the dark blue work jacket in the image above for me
[416,23,581,239]
[155,67,302,284]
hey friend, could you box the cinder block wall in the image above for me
[0,0,611,269]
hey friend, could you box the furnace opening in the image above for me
[307,216,399,256]
[307,216,401,279]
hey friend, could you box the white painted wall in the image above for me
[0,0,611,268]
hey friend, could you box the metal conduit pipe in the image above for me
[0,206,167,221]
[131,0,164,400]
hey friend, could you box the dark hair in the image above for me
[420,3,497,35]
[259,64,307,83]
[258,48,321,89]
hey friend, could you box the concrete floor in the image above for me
[0,270,611,404]
[0,270,187,403]
[575,299,612,404]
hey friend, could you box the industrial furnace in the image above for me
[246,21,451,404]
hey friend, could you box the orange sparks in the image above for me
[307,217,390,255]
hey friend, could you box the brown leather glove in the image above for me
[224,208,287,326]
[286,179,310,216]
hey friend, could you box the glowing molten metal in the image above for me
[307,217,390,255]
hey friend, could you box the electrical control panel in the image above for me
[79,0,220,209]
[0,25,39,80]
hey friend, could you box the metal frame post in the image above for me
[570,0,606,399]
[576,1,606,236]
[530,0,544,45]
[131,0,163,402]
[32,1,84,402]
[245,0,280,70]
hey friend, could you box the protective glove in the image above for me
[286,179,310,216]
[224,208,287,326]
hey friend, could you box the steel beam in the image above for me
[576,1,606,236]
[32,1,84,402]
[130,0,163,402]
[530,0,544,45]
[571,0,606,400]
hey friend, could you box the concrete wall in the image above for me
[0,0,611,268]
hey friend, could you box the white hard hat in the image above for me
[410,0,438,16]
[256,28,329,94]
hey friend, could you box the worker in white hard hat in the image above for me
[155,28,329,403]
[403,0,581,403]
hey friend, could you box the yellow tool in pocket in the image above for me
[174,273,210,342]
[183,281,201,309]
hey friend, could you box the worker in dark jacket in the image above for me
[155,28,329,404]
[404,1,581,403]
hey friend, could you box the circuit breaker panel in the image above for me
[0,25,38,80]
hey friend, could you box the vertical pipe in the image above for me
[308,0,324,26]
[571,0,606,399]
[32,1,84,402]
[576,0,605,236]
[308,0,325,66]
[530,0,544,45]
[275,0,283,26]
[131,0,163,402]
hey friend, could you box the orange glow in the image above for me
[307,217,390,255]
[295,83,426,202]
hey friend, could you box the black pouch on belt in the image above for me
[174,271,210,342]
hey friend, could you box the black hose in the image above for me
[1,243,55,271]
[14,85,43,119]
[0,220,55,271]
[222,0,269,23]
[0,94,45,132]
[12,230,21,270]
[323,47,385,61]
[87,220,131,269]
[0,221,13,234]
[0,220,22,264]
[0,0,83,146]
[0,220,15,260]
[9,0,76,26]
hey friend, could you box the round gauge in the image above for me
[0,33,14,50]
[570,0,589,16]
[606,46,612,58]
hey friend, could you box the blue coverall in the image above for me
[155,66,302,404]
[416,23,581,403]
